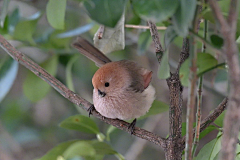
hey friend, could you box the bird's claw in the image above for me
[87,105,95,117]
[128,118,137,135]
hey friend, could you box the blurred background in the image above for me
[0,0,228,159]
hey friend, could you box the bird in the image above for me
[72,37,155,134]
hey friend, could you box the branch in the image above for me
[189,30,222,53]
[148,21,184,160]
[209,0,229,32]
[176,38,190,73]
[228,0,238,31]
[125,24,166,30]
[147,21,164,64]
[181,97,228,147]
[185,5,201,159]
[0,34,167,149]
[209,0,240,159]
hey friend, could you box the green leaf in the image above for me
[66,55,79,92]
[179,58,189,86]
[132,0,179,23]
[63,141,96,159]
[164,25,177,50]
[13,12,42,44]
[59,115,100,134]
[96,133,106,142]
[197,52,218,74]
[8,8,20,32]
[90,141,117,155]
[49,30,71,48]
[37,140,78,160]
[139,100,169,120]
[0,57,18,102]
[172,0,197,37]
[0,0,10,27]
[46,0,66,30]
[158,51,170,79]
[106,125,117,141]
[182,123,218,139]
[93,14,125,54]
[0,15,8,34]
[214,110,225,128]
[84,0,126,28]
[90,141,124,160]
[195,133,222,160]
[236,133,240,158]
[213,151,220,160]
[180,53,218,86]
[199,125,218,140]
[23,55,58,102]
[215,69,228,83]
[182,122,196,137]
[137,31,152,55]
[210,34,224,49]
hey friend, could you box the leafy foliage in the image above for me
[46,0,67,30]
[179,53,219,86]
[158,51,170,79]
[0,57,18,102]
[195,133,222,160]
[59,115,100,134]
[172,0,197,37]
[23,55,58,102]
[132,0,179,23]
[84,0,126,28]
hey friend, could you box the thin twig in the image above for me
[176,38,190,73]
[97,25,104,39]
[147,21,164,64]
[125,24,167,30]
[0,34,167,149]
[192,17,208,156]
[192,77,202,156]
[185,5,201,160]
[181,97,228,147]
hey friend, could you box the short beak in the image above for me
[98,89,106,97]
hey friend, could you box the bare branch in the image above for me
[147,21,164,64]
[176,38,190,73]
[0,34,167,149]
[181,97,228,147]
[209,0,229,31]
[227,0,238,31]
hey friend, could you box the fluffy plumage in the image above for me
[92,60,155,120]
[73,37,156,121]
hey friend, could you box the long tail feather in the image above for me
[72,37,111,67]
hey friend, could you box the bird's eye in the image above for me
[105,82,110,87]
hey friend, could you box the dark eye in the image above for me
[105,82,109,87]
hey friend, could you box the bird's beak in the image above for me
[98,89,106,97]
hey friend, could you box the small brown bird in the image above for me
[72,37,155,134]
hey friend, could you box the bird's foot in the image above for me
[128,118,137,135]
[87,105,95,117]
